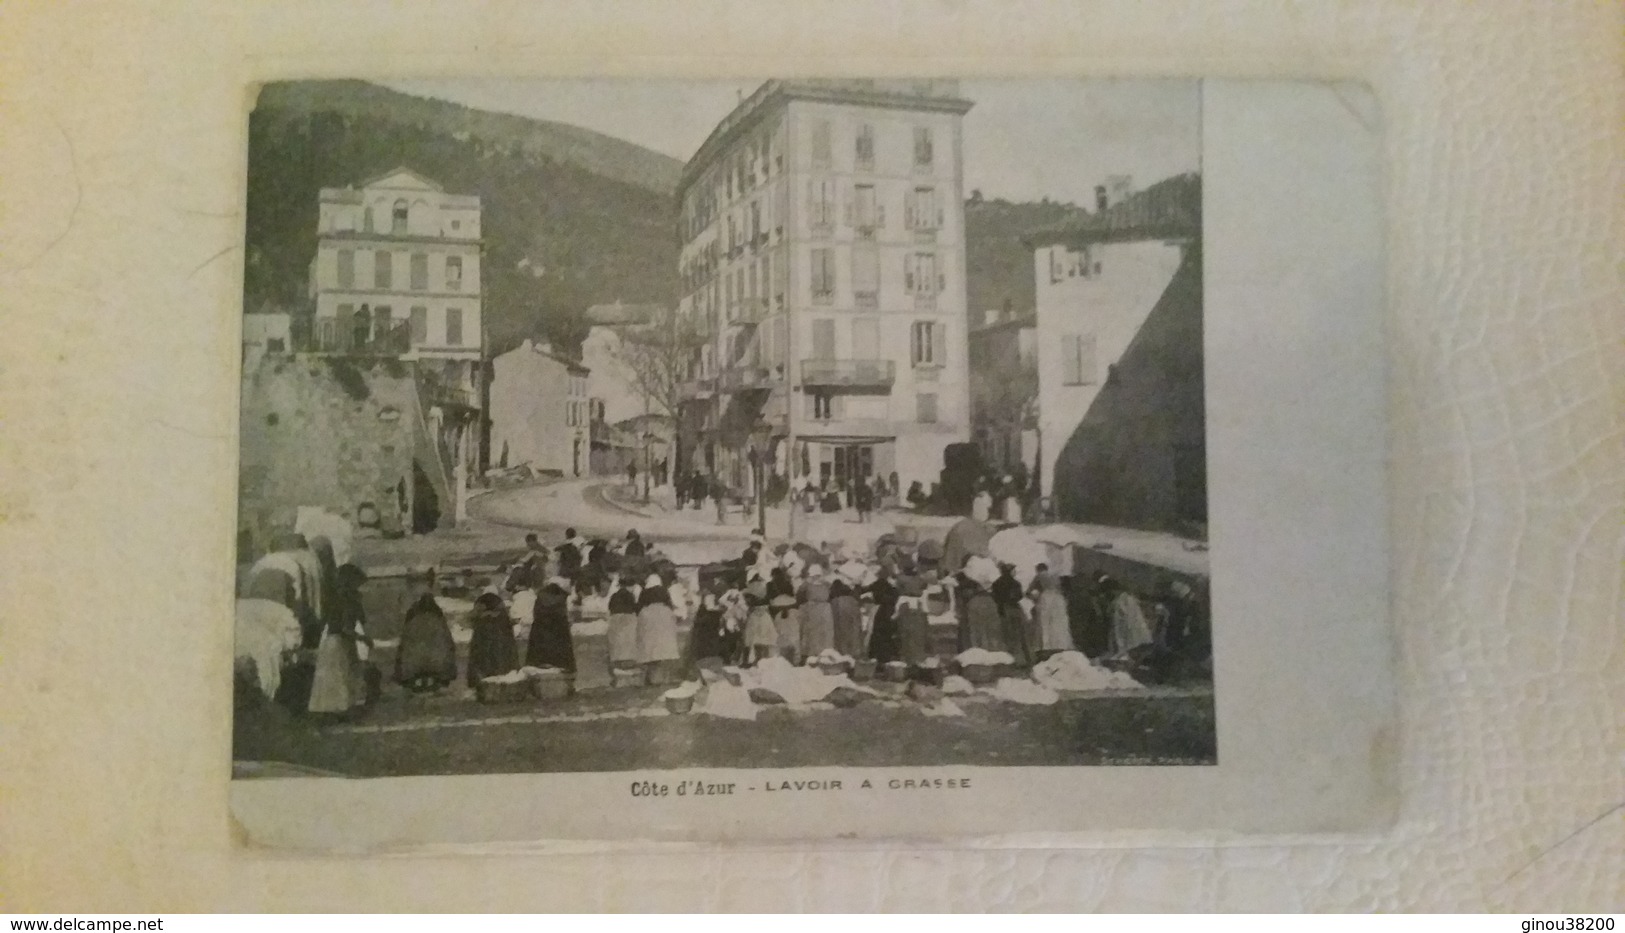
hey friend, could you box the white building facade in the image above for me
[675,80,973,495]
[308,168,484,399]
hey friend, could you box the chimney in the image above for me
[983,309,1000,327]
[1095,185,1108,212]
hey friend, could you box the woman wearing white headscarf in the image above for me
[605,574,641,671]
[636,573,681,684]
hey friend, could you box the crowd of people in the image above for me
[234,513,1212,723]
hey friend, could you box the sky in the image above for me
[382,78,1200,207]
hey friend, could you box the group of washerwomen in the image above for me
[237,530,377,719]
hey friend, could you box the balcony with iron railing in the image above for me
[718,364,778,393]
[799,358,896,389]
[308,319,412,356]
[727,298,769,327]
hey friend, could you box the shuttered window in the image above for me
[811,119,832,168]
[1062,333,1097,385]
[446,307,463,347]
[409,306,428,343]
[373,251,392,289]
[811,248,835,302]
[410,253,428,291]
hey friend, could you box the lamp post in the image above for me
[747,428,770,535]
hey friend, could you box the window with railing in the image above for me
[811,247,835,304]
[913,126,934,171]
[853,244,880,308]
[855,123,875,171]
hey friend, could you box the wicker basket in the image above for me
[960,663,999,685]
[911,664,947,687]
[475,677,532,704]
[881,661,911,682]
[528,669,574,700]
[610,666,646,689]
[664,694,695,715]
[850,659,878,682]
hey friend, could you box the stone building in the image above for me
[1027,173,1205,534]
[674,79,973,497]
[488,340,592,479]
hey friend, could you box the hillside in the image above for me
[243,81,682,355]
[962,194,1085,325]
[257,81,684,192]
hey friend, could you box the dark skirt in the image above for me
[689,608,727,664]
[466,615,519,687]
[896,605,930,663]
[964,595,1005,653]
[868,605,901,664]
[525,614,577,673]
[395,609,458,688]
[997,603,1033,667]
[831,596,865,658]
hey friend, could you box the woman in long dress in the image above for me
[797,565,836,659]
[742,576,776,665]
[604,575,641,672]
[525,577,577,673]
[862,568,902,664]
[956,572,1005,653]
[1106,582,1155,661]
[395,575,458,693]
[891,559,931,664]
[990,563,1033,667]
[829,573,866,659]
[765,566,801,664]
[1026,563,1075,660]
[309,562,372,715]
[688,586,727,667]
[465,591,518,688]
[635,573,681,684]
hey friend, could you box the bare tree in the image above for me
[606,307,708,493]
[609,307,707,421]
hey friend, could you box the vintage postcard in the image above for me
[228,77,1391,849]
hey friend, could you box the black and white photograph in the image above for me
[231,77,1214,789]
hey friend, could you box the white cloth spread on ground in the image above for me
[741,657,876,706]
[989,677,1061,705]
[234,598,302,699]
[941,675,975,696]
[920,698,966,717]
[697,680,759,720]
[955,648,1015,666]
[1031,651,1142,691]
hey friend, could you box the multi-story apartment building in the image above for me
[307,167,484,407]
[675,80,973,497]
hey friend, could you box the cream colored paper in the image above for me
[2,0,1620,911]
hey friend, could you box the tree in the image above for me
[607,307,708,487]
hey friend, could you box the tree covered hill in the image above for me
[244,81,683,355]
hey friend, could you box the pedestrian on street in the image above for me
[854,477,874,523]
[626,461,638,492]
[555,528,583,581]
